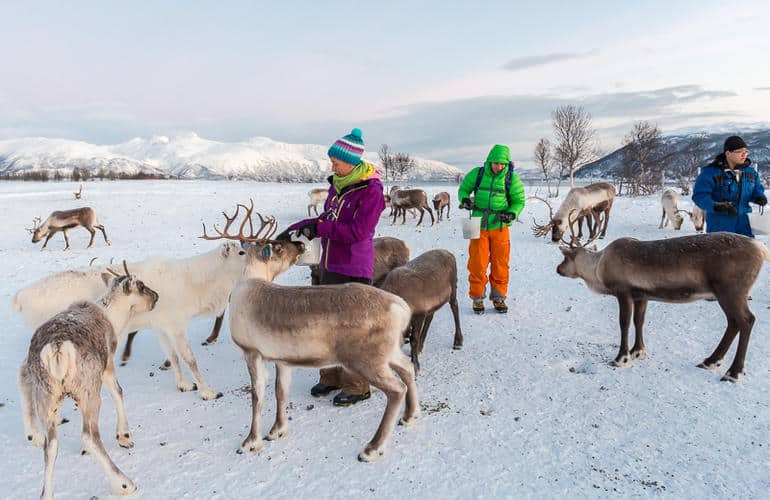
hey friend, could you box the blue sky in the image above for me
[1,0,769,168]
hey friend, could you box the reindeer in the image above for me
[531,182,616,242]
[18,262,158,500]
[309,236,410,287]
[379,249,462,374]
[432,192,451,222]
[659,188,685,230]
[74,184,83,200]
[556,220,769,382]
[27,207,110,250]
[390,188,435,226]
[307,188,329,217]
[677,205,705,233]
[203,205,418,462]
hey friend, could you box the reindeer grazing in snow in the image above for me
[531,182,616,242]
[307,188,329,217]
[205,205,417,462]
[28,207,110,250]
[432,192,451,221]
[556,222,770,382]
[659,188,685,230]
[678,205,705,233]
[18,261,158,500]
[390,188,435,226]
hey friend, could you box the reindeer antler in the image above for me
[200,199,277,243]
[25,216,42,234]
[528,196,555,238]
[561,209,601,249]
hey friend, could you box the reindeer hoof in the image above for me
[611,355,631,368]
[453,343,463,350]
[27,432,45,448]
[630,349,646,360]
[266,428,288,441]
[721,370,745,383]
[399,415,417,428]
[238,437,263,454]
[112,477,136,496]
[199,388,222,400]
[697,359,722,371]
[117,433,134,449]
[177,381,197,392]
[159,360,172,370]
[358,446,385,463]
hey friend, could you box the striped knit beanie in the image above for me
[327,128,365,166]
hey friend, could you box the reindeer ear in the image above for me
[101,272,112,285]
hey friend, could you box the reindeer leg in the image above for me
[419,313,434,356]
[86,227,96,248]
[426,206,435,226]
[416,208,425,226]
[446,204,450,220]
[389,352,419,425]
[171,328,222,400]
[203,313,225,345]
[41,417,59,500]
[722,300,755,382]
[401,207,406,225]
[409,315,425,375]
[96,224,110,245]
[266,362,291,441]
[600,208,611,238]
[120,332,137,366]
[158,330,194,389]
[630,299,647,360]
[61,230,70,251]
[313,205,319,216]
[78,391,136,496]
[238,350,267,454]
[356,364,407,462]
[450,287,463,349]
[102,362,133,448]
[699,299,740,371]
[612,294,634,367]
[307,205,312,217]
[41,232,55,250]
[659,207,666,229]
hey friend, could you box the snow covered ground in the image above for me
[1,180,768,498]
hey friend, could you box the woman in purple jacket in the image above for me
[280,128,385,407]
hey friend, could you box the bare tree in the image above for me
[379,144,394,189]
[552,105,599,188]
[621,121,666,196]
[534,138,556,197]
[675,134,707,195]
[379,145,415,183]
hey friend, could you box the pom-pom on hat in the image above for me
[328,128,365,166]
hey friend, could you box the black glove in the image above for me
[713,201,738,216]
[753,195,767,206]
[498,212,516,223]
[459,198,472,210]
[275,228,293,241]
[299,222,318,240]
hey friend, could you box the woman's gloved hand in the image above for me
[713,201,738,216]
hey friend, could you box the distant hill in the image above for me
[0,133,463,181]
[575,129,770,179]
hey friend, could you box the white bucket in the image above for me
[294,234,322,266]
[461,216,482,240]
[749,209,770,235]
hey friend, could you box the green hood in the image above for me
[485,144,510,165]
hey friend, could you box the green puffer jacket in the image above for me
[458,146,526,230]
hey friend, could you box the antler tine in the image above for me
[199,203,246,241]
[122,259,130,277]
[106,266,121,277]
[221,204,241,234]
[235,199,256,240]
[252,213,277,241]
[527,196,555,220]
[528,196,556,238]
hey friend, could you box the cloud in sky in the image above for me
[501,52,594,71]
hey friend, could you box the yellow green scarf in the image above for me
[333,161,374,192]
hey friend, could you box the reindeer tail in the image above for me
[40,341,77,382]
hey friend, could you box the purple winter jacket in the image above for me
[292,173,385,279]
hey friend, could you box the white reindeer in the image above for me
[204,204,418,462]
[307,188,329,216]
[13,207,251,400]
[531,182,616,242]
[659,188,685,230]
[18,263,158,500]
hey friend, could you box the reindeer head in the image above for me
[199,199,304,281]
[103,260,159,312]
[529,196,568,242]
[27,217,45,242]
[556,211,600,278]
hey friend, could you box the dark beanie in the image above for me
[723,135,748,152]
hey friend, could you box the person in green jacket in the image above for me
[458,144,525,314]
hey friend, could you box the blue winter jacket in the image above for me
[692,154,766,237]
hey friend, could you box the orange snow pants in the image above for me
[468,226,510,300]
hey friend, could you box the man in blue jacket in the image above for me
[692,135,767,237]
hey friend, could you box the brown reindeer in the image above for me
[390,188,434,226]
[531,182,615,242]
[18,261,158,499]
[379,249,462,374]
[74,184,83,200]
[204,205,418,462]
[310,236,410,287]
[432,192,451,221]
[28,207,110,250]
[556,226,770,382]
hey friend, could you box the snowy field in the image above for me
[1,180,769,499]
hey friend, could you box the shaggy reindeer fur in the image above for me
[18,275,158,499]
[12,242,246,400]
[556,232,770,381]
[229,240,418,462]
[380,249,462,374]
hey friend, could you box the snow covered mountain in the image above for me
[575,129,770,179]
[0,133,463,181]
